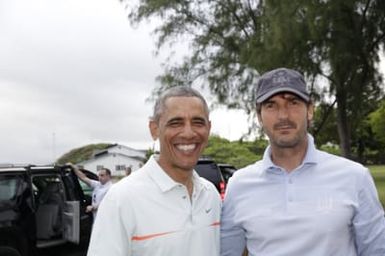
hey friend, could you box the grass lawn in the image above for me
[368,165,385,208]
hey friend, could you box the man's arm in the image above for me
[353,168,385,255]
[220,179,246,256]
[67,163,93,187]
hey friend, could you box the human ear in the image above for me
[256,113,263,126]
[149,120,159,141]
[307,103,314,122]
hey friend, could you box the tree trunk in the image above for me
[336,92,352,159]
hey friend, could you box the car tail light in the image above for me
[219,181,226,200]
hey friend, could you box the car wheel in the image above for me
[0,247,21,256]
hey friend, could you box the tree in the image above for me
[367,99,385,164]
[203,135,264,168]
[123,0,385,159]
[310,102,339,147]
[56,143,112,164]
[369,99,385,144]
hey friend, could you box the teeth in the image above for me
[176,144,196,151]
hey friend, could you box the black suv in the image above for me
[194,159,226,199]
[0,165,96,256]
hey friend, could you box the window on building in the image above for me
[96,165,104,171]
[115,165,126,171]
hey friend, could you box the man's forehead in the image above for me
[165,95,203,105]
[264,92,301,101]
[163,97,208,115]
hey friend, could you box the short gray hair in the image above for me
[151,86,209,123]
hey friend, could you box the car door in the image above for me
[62,200,80,243]
[60,166,97,244]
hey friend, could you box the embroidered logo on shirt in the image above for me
[205,208,212,213]
[317,197,334,212]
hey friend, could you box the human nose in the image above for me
[277,106,289,119]
[180,123,196,138]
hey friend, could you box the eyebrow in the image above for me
[192,116,207,122]
[166,116,207,124]
[166,117,184,124]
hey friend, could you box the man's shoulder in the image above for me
[318,149,364,166]
[234,161,264,178]
[317,149,367,174]
[89,179,101,188]
[225,161,264,188]
[113,169,151,191]
[197,176,220,193]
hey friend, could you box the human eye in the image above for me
[192,118,207,126]
[289,98,301,106]
[263,102,276,111]
[167,118,183,127]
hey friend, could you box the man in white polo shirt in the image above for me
[70,165,112,220]
[87,86,221,256]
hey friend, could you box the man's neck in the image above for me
[270,139,308,172]
[156,157,194,198]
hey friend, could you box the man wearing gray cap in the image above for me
[220,67,385,256]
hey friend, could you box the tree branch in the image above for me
[313,99,337,137]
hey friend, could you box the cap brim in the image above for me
[256,87,309,103]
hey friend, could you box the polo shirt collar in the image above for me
[261,133,318,173]
[145,155,207,193]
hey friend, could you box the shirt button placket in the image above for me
[179,184,193,224]
[287,176,294,204]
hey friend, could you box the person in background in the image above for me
[220,67,385,256]
[124,166,132,176]
[68,164,112,219]
[87,86,221,256]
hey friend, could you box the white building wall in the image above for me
[107,145,146,159]
[81,154,145,176]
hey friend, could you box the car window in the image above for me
[0,175,19,201]
[79,180,93,196]
[32,175,65,203]
[218,165,237,183]
[77,170,98,196]
[195,162,221,183]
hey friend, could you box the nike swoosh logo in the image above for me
[205,208,212,213]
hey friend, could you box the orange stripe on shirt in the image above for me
[210,221,220,226]
[132,231,175,241]
[132,221,220,241]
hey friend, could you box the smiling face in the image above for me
[258,93,313,150]
[149,96,211,175]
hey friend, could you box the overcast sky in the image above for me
[0,0,249,164]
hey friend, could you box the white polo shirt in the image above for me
[87,155,221,256]
[89,179,112,218]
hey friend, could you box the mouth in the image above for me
[276,125,294,130]
[274,124,297,135]
[175,143,198,153]
[274,121,296,131]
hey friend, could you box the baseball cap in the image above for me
[256,68,310,103]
